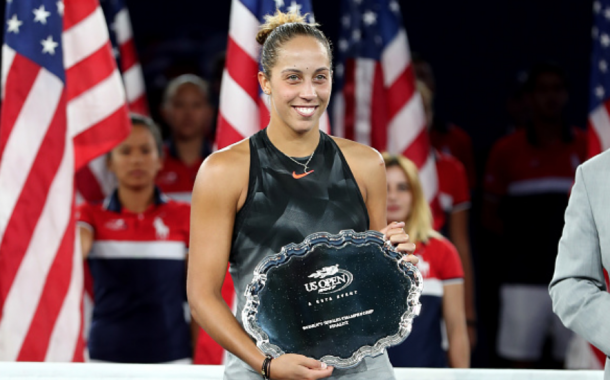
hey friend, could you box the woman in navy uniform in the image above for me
[187,10,416,380]
[78,115,193,363]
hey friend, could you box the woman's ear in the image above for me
[258,72,270,95]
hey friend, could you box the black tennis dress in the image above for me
[223,128,395,379]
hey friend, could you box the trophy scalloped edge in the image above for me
[241,229,423,368]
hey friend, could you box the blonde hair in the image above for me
[383,153,441,244]
[256,9,332,77]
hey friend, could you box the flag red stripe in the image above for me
[118,40,137,72]
[216,113,247,149]
[343,59,356,142]
[402,127,429,167]
[63,0,98,31]
[226,38,260,103]
[587,119,602,158]
[370,62,388,151]
[0,57,41,159]
[72,105,130,170]
[17,218,75,361]
[0,93,67,314]
[65,43,116,102]
[75,166,106,202]
[386,64,416,121]
[128,94,148,116]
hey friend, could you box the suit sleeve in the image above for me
[549,165,610,355]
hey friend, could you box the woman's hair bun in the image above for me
[256,10,308,45]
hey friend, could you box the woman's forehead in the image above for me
[274,36,330,70]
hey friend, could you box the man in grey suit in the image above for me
[550,149,610,377]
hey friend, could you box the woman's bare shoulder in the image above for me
[203,139,250,169]
[195,138,250,193]
[330,136,384,169]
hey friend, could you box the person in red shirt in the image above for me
[78,115,195,363]
[384,153,469,368]
[483,62,586,368]
[156,74,215,202]
[413,54,476,189]
[157,75,235,365]
[418,81,477,349]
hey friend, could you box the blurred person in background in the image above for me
[482,62,586,368]
[157,73,234,365]
[78,115,195,363]
[384,154,469,368]
[419,81,477,350]
[505,70,531,134]
[413,54,476,189]
[156,74,215,202]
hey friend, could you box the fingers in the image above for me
[380,221,404,235]
[310,367,335,379]
[299,356,328,370]
[394,241,416,254]
[297,357,334,379]
[400,253,418,265]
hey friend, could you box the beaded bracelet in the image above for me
[261,355,272,380]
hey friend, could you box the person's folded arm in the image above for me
[549,165,610,355]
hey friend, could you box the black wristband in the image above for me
[261,355,272,380]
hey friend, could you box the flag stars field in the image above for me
[287,1,301,14]
[389,0,400,13]
[601,33,610,47]
[363,10,377,26]
[33,5,51,24]
[6,15,22,33]
[56,1,64,16]
[41,35,58,55]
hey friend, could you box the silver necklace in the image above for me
[282,150,315,173]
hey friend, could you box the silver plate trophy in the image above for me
[242,230,423,368]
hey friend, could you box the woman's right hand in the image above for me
[269,354,334,380]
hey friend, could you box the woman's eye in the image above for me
[288,75,299,81]
[316,75,327,80]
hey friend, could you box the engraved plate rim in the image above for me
[241,229,423,368]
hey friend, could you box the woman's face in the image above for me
[259,35,332,134]
[107,124,162,190]
[386,165,412,224]
[163,84,213,140]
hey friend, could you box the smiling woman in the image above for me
[187,9,417,380]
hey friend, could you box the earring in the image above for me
[264,90,270,95]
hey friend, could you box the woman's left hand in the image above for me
[380,221,418,265]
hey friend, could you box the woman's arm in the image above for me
[442,283,470,368]
[79,226,94,259]
[187,150,265,370]
[187,148,333,379]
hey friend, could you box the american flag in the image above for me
[76,0,147,204]
[589,0,610,157]
[0,0,130,361]
[333,0,438,202]
[215,0,328,151]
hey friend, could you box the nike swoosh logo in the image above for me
[292,170,314,179]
